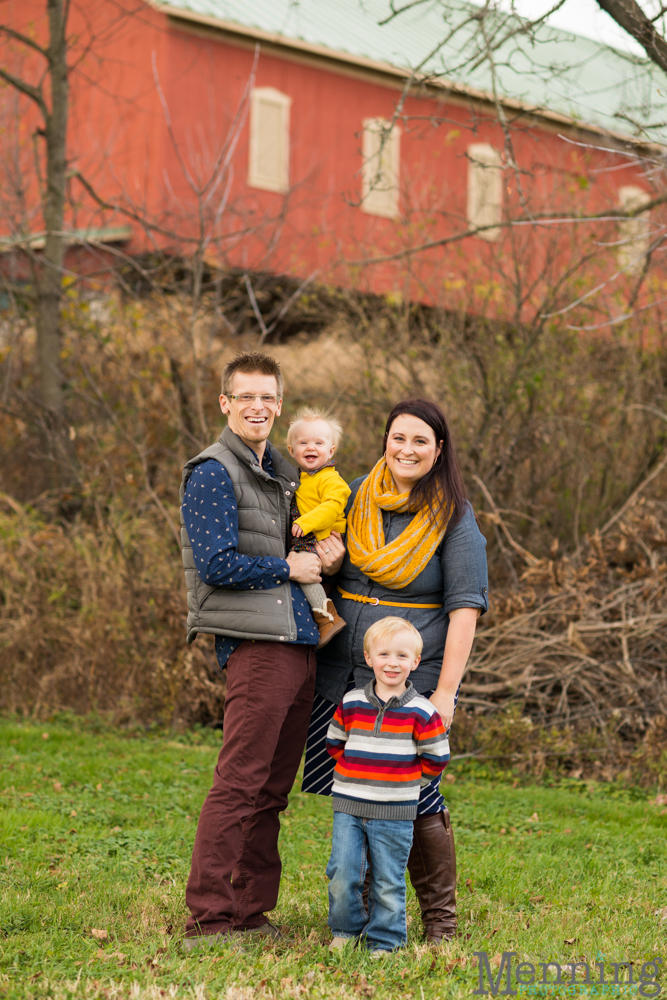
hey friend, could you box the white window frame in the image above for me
[618,185,651,273]
[248,87,291,194]
[361,118,400,219]
[467,143,503,241]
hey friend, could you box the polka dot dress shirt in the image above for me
[182,453,318,669]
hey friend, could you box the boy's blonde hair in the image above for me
[363,617,423,657]
[286,406,343,449]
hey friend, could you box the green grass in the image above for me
[1,719,666,1000]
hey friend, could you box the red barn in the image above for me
[0,0,661,316]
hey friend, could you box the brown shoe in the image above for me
[313,599,346,650]
[182,930,244,952]
[238,920,284,941]
[407,809,457,944]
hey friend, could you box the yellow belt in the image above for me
[337,587,443,609]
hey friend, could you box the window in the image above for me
[361,118,400,219]
[248,87,291,193]
[618,185,651,273]
[467,143,503,241]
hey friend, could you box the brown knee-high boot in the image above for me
[406,808,456,943]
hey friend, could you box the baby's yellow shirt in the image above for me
[294,466,351,541]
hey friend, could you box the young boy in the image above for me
[325,617,450,956]
[286,407,350,648]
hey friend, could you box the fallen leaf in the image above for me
[97,949,106,958]
[653,793,667,806]
[529,895,545,903]
[41,733,49,740]
[53,781,62,792]
[68,828,77,834]
[96,783,103,791]
[111,952,126,963]
[585,843,593,849]
[528,812,539,822]
[400,968,408,979]
[29,972,42,981]
[444,958,467,972]
[110,826,122,833]
[491,954,503,969]
[564,938,577,945]
[91,928,108,940]
[70,810,77,817]
[654,907,667,923]
[499,828,506,835]
[563,828,572,834]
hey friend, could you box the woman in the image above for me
[310,398,488,944]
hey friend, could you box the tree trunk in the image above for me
[36,0,76,494]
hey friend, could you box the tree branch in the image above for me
[0,66,47,117]
[596,0,667,76]
[0,24,49,60]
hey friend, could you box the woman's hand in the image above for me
[431,607,481,731]
[429,689,457,731]
[315,530,345,576]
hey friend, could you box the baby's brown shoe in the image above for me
[313,598,346,649]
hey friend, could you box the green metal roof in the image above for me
[157,0,667,142]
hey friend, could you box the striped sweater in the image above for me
[325,681,450,820]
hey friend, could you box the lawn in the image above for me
[1,719,666,1000]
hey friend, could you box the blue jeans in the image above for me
[326,811,414,952]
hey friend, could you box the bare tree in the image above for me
[0,0,74,487]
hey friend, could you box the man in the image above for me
[179,351,343,947]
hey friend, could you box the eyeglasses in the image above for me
[225,393,282,406]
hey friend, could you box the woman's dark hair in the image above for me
[382,398,467,531]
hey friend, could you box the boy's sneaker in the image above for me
[329,936,350,952]
[313,600,346,649]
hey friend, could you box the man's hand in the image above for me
[291,523,304,537]
[315,531,345,576]
[286,551,322,584]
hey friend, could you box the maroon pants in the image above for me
[185,640,316,936]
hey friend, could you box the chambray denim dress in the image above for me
[302,475,489,813]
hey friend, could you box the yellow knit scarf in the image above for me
[346,457,451,589]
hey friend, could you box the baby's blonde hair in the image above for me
[286,406,343,449]
[363,617,423,657]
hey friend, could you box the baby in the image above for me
[286,407,350,649]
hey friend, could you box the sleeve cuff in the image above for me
[443,589,489,616]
